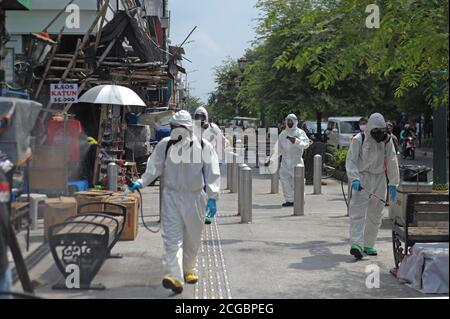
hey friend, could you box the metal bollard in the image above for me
[241,166,252,223]
[294,164,305,216]
[231,155,239,193]
[107,162,118,191]
[313,154,322,195]
[226,162,232,190]
[238,164,247,216]
[271,168,279,194]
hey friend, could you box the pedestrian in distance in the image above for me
[267,114,311,207]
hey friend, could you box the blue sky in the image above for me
[169,0,260,103]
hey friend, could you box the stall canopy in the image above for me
[97,12,162,62]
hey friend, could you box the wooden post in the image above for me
[34,27,65,99]
[62,38,117,114]
[44,0,111,116]
[92,105,107,186]
[94,0,110,52]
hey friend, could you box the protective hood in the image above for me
[365,113,387,135]
[285,114,299,135]
[194,106,209,123]
[170,110,194,132]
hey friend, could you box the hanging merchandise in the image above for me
[98,105,128,190]
[47,115,83,162]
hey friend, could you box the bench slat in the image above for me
[59,215,124,237]
[57,215,89,234]
[409,227,449,236]
[415,212,449,222]
[415,202,449,213]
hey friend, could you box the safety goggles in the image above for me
[194,114,207,121]
[370,128,387,135]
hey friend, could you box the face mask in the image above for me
[170,126,191,144]
[370,128,388,143]
[360,125,367,131]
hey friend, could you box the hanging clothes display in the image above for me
[46,117,83,162]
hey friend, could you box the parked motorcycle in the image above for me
[402,136,415,160]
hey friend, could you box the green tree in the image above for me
[209,0,448,128]
[186,95,205,115]
[268,0,448,106]
[206,58,253,124]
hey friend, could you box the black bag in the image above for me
[400,165,431,182]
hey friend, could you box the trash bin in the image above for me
[389,165,434,224]
[400,165,433,183]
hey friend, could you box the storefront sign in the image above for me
[50,83,78,104]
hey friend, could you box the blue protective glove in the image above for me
[128,181,143,192]
[205,198,217,218]
[388,185,398,202]
[351,179,362,192]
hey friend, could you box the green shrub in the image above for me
[331,148,348,171]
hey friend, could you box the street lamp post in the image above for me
[185,69,198,111]
[431,70,448,193]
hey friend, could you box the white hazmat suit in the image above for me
[271,114,310,203]
[194,106,229,153]
[346,113,399,249]
[137,111,221,285]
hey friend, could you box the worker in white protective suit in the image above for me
[194,106,230,154]
[129,110,221,294]
[267,114,311,207]
[346,113,399,259]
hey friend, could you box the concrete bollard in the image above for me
[238,163,248,216]
[241,166,252,223]
[231,154,239,193]
[226,162,232,190]
[313,154,322,195]
[271,168,279,194]
[294,164,305,216]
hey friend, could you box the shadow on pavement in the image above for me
[253,204,283,210]
[289,254,351,271]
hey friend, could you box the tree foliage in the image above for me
[207,0,448,125]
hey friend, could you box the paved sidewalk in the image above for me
[14,168,441,299]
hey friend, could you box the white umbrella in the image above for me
[78,85,146,106]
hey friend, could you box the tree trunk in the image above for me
[316,110,323,141]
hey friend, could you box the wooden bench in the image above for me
[392,193,449,268]
[48,202,126,290]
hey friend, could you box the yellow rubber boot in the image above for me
[184,272,199,284]
[162,276,183,294]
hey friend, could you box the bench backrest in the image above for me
[406,193,449,226]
